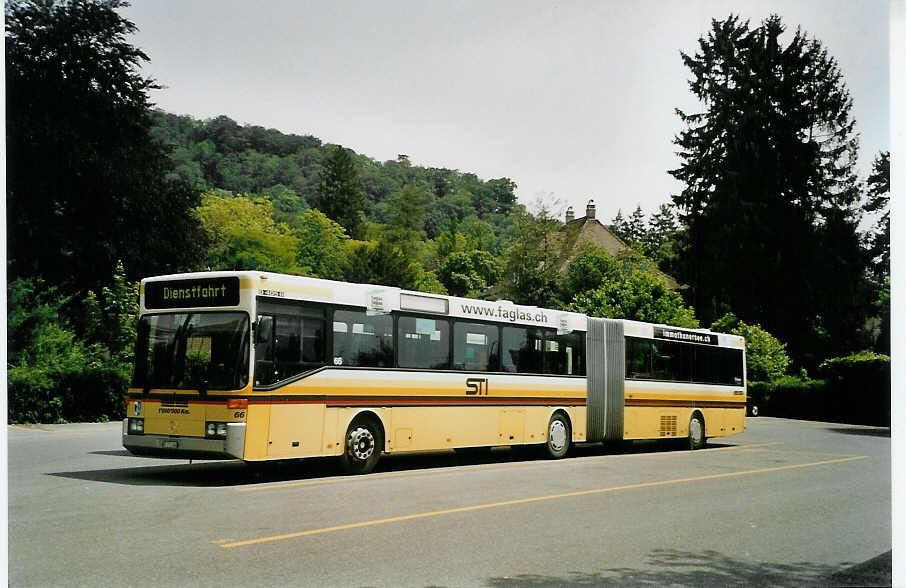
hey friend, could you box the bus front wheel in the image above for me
[544,413,571,459]
[689,413,706,450]
[340,417,382,475]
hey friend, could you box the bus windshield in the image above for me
[133,312,250,391]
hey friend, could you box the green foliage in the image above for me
[746,376,827,418]
[670,14,869,367]
[295,209,350,279]
[819,350,890,372]
[409,268,448,295]
[710,313,790,381]
[149,111,519,256]
[6,0,205,291]
[502,204,565,307]
[197,191,301,273]
[748,350,890,425]
[562,245,622,296]
[563,245,697,327]
[568,271,698,328]
[319,146,366,239]
[384,184,431,247]
[8,277,129,423]
[82,261,140,361]
[438,250,503,297]
[609,204,680,266]
[864,151,890,280]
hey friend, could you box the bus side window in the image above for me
[501,326,543,374]
[254,315,276,385]
[453,321,499,371]
[626,338,652,379]
[398,315,450,369]
[550,331,585,376]
[254,299,327,385]
[333,310,393,367]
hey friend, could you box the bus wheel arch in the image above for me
[340,411,385,475]
[544,410,572,459]
[689,411,706,450]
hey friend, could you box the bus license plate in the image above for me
[163,440,178,449]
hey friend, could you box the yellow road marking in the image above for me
[220,454,866,548]
[235,441,784,494]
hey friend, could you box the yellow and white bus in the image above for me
[123,271,746,473]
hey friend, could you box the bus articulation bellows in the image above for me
[123,271,746,473]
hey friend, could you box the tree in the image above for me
[564,246,699,328]
[711,313,790,381]
[318,145,366,239]
[295,209,350,279]
[6,0,205,291]
[196,191,300,273]
[670,15,867,366]
[626,206,647,248]
[645,204,680,265]
[438,250,503,297]
[385,184,430,247]
[864,151,890,281]
[502,203,564,307]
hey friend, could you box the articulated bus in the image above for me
[123,271,746,473]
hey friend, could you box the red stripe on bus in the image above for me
[625,399,746,409]
[248,396,588,407]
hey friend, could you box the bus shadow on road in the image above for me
[47,439,735,488]
[486,548,850,586]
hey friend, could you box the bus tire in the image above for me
[749,404,759,417]
[340,416,382,475]
[544,413,571,459]
[689,413,706,450]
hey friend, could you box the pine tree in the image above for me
[670,15,867,365]
[864,151,890,281]
[318,146,366,239]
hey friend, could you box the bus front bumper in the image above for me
[122,420,246,460]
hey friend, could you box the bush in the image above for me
[747,351,890,426]
[8,276,131,424]
[747,376,826,420]
[819,351,890,426]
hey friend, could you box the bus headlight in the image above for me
[127,418,144,434]
[206,421,228,439]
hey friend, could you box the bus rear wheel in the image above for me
[340,417,382,475]
[689,413,706,450]
[544,413,571,459]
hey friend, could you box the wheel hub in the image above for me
[549,420,567,451]
[348,427,375,461]
[690,418,703,443]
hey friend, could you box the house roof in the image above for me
[552,215,683,290]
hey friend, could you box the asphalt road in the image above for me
[9,417,890,587]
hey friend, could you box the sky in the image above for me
[120,0,889,223]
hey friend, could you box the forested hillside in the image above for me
[150,111,520,245]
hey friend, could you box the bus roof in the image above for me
[141,270,743,345]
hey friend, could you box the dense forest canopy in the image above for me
[150,110,520,244]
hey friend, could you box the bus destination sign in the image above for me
[653,326,718,345]
[145,277,240,309]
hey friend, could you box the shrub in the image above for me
[819,351,890,426]
[8,276,131,423]
[747,376,826,420]
[746,350,890,426]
